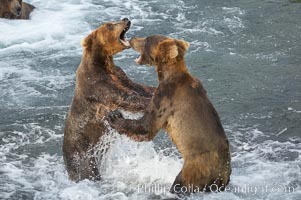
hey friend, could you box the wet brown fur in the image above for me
[108,35,231,193]
[63,20,155,182]
[0,0,35,20]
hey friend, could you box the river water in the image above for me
[0,0,300,199]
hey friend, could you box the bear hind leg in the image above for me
[78,155,101,181]
[170,170,184,194]
[65,152,101,182]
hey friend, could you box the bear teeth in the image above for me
[120,39,130,47]
[135,56,142,64]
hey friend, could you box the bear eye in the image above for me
[107,24,114,30]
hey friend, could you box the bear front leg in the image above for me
[108,96,169,141]
[118,93,152,112]
[107,110,151,141]
[114,66,156,98]
[131,84,156,99]
[107,110,158,142]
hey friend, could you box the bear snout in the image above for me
[11,0,22,17]
[122,18,131,29]
[16,6,22,16]
[129,37,145,53]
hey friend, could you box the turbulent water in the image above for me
[0,0,300,199]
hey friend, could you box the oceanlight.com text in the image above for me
[136,183,296,195]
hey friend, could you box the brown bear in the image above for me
[0,0,35,20]
[63,18,155,182]
[108,35,231,194]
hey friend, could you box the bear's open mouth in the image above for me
[119,21,131,48]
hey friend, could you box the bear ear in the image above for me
[81,31,97,50]
[158,39,179,61]
[176,39,190,54]
[81,35,93,50]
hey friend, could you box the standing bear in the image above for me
[63,19,154,182]
[0,0,35,19]
[108,35,231,193]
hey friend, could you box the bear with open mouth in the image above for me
[0,0,35,19]
[108,34,231,194]
[63,19,155,182]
